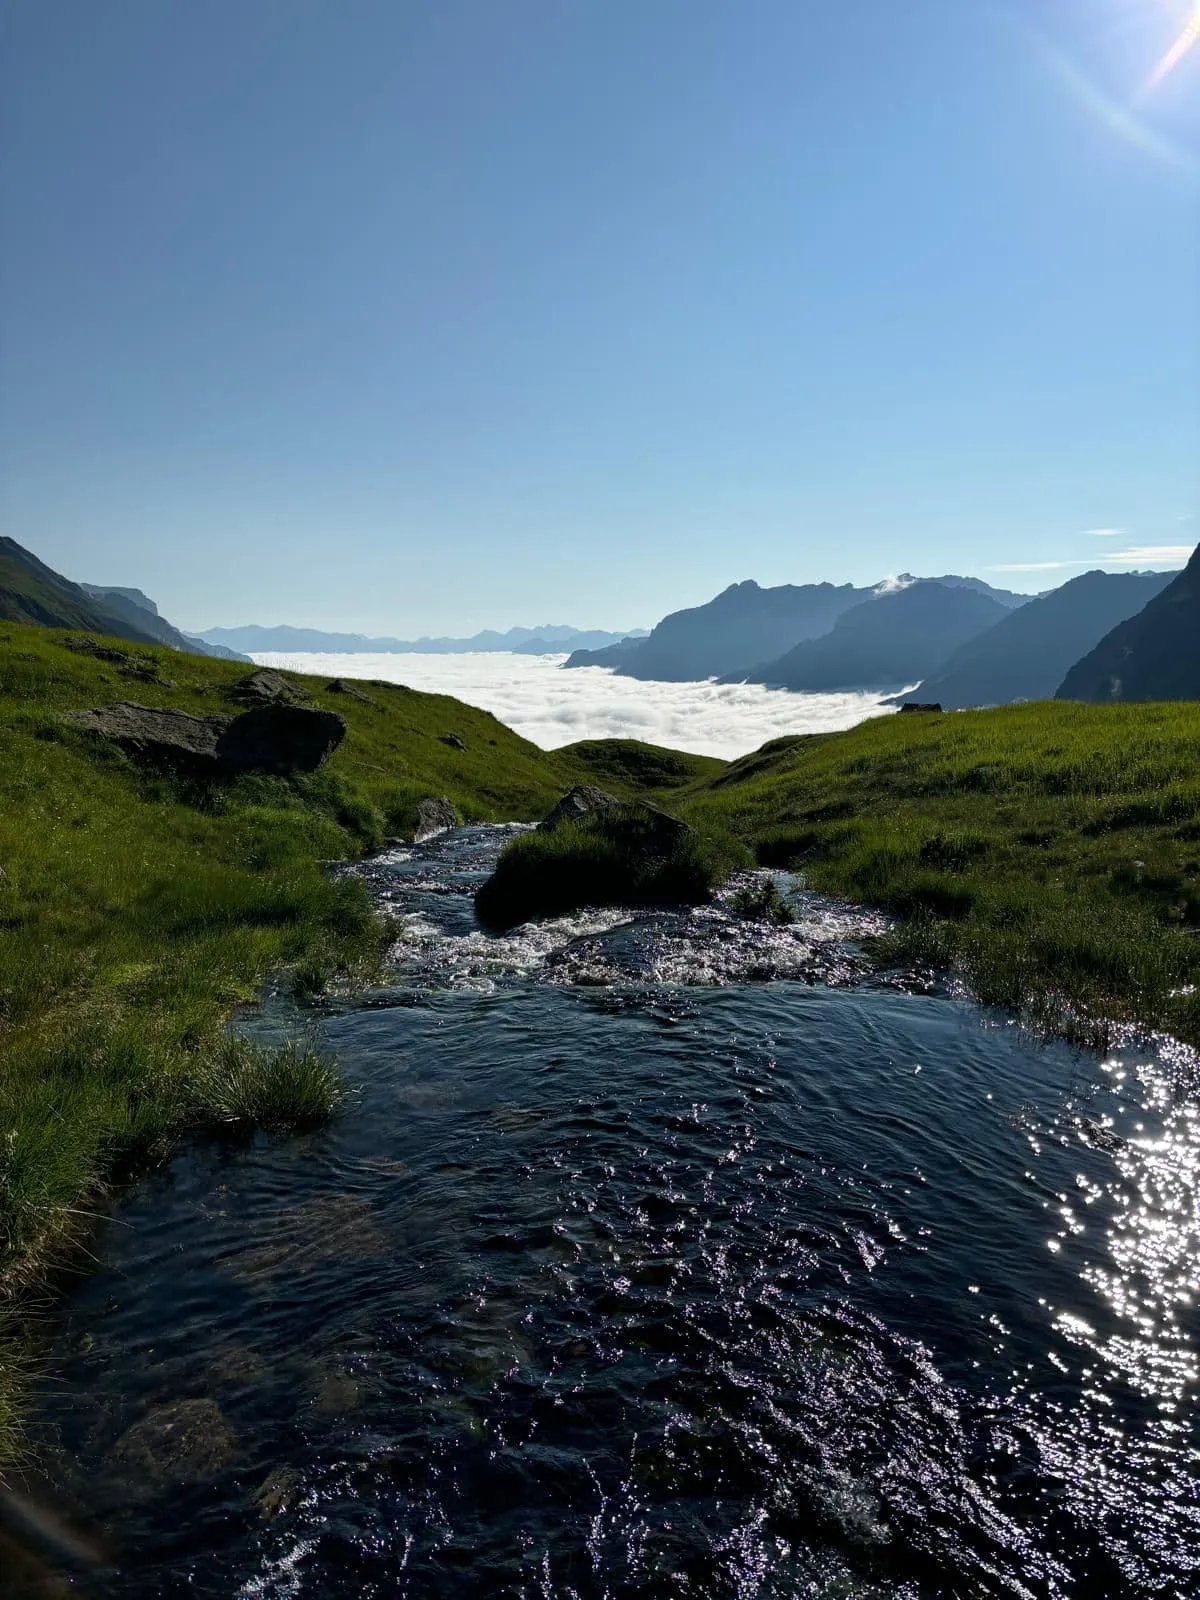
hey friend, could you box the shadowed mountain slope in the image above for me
[905,570,1174,708]
[565,580,875,680]
[1057,545,1200,702]
[739,581,1008,692]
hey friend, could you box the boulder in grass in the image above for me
[898,702,943,714]
[326,678,376,705]
[68,700,345,775]
[68,702,225,769]
[538,784,620,831]
[230,669,303,707]
[215,704,346,774]
[414,796,458,842]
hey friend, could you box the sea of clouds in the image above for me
[252,651,902,761]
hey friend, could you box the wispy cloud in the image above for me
[987,560,1087,573]
[989,544,1192,576]
[1104,544,1192,565]
[249,651,901,760]
[1086,528,1126,538]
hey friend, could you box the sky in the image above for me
[1,0,1197,635]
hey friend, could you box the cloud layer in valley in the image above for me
[253,652,902,760]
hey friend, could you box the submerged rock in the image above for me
[67,700,344,775]
[414,796,459,842]
[106,1399,235,1492]
[254,1465,303,1519]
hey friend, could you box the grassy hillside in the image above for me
[0,622,715,1462]
[682,701,1200,1047]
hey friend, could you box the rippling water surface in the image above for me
[33,828,1200,1597]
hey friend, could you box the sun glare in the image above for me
[1147,2,1200,89]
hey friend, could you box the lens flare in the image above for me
[1147,3,1200,89]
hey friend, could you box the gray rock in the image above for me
[57,634,134,664]
[541,786,690,851]
[538,785,620,831]
[414,796,458,842]
[898,702,943,714]
[216,704,345,773]
[326,678,376,705]
[68,702,226,767]
[68,700,344,775]
[230,668,303,707]
[440,732,466,751]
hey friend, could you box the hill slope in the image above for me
[906,570,1173,708]
[682,696,1200,1049]
[740,582,1008,691]
[1057,546,1200,702]
[1,538,247,659]
[80,580,250,660]
[1,537,165,640]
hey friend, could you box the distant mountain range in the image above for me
[736,581,1011,692]
[1057,544,1200,703]
[1,538,249,660]
[198,623,646,656]
[902,570,1174,709]
[566,574,1027,684]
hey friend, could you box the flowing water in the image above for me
[30,828,1200,1597]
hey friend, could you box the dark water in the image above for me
[31,828,1200,1597]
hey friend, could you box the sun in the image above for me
[1147,2,1200,89]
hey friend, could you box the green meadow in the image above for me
[680,701,1200,1049]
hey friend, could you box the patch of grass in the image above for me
[681,699,1200,1047]
[553,738,724,795]
[187,1038,343,1134]
[475,807,748,929]
[728,877,796,924]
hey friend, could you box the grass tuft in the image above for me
[728,878,797,924]
[188,1038,343,1134]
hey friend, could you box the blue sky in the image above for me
[1,0,1197,634]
